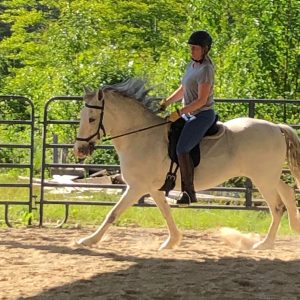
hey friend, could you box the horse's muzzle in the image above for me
[74,142,95,158]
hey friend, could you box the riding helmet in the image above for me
[188,31,213,49]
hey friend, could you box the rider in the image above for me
[161,30,216,205]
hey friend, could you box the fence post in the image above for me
[53,134,59,163]
[245,179,253,208]
[246,100,255,207]
[248,100,255,118]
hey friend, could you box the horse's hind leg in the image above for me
[150,190,182,250]
[77,187,143,247]
[277,179,300,233]
[253,186,285,250]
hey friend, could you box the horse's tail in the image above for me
[278,124,300,188]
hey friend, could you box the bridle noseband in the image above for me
[75,90,106,143]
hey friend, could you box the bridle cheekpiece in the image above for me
[75,90,106,143]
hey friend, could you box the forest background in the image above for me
[0,0,299,168]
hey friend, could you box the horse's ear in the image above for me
[83,87,96,103]
[83,86,94,95]
[98,89,103,101]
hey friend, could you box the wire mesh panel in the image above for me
[0,96,35,227]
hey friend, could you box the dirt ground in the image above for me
[1,226,300,300]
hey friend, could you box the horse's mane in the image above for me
[102,78,163,113]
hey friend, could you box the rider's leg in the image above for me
[176,109,215,205]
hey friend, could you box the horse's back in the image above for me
[225,117,286,177]
[225,117,285,150]
[224,117,279,132]
[201,117,284,165]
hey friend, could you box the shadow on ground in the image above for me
[1,239,296,300]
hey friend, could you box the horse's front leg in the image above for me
[77,187,142,247]
[150,190,182,250]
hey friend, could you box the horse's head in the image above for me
[74,78,164,160]
[73,87,106,159]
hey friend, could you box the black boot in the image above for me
[177,153,197,206]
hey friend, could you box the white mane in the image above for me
[102,78,162,112]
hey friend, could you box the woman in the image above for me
[161,30,216,205]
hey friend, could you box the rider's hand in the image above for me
[159,99,167,111]
[167,109,181,122]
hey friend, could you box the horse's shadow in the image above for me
[2,239,299,300]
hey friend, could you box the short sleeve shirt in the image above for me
[181,56,214,114]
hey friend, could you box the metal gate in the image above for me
[39,97,300,226]
[0,96,35,227]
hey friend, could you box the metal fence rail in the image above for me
[38,97,300,226]
[216,98,300,129]
[0,96,35,227]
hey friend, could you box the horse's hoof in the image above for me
[76,237,94,248]
[159,232,182,250]
[252,240,274,250]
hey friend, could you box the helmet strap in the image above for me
[191,58,204,64]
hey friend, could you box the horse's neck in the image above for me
[104,92,165,149]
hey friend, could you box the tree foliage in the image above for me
[0,0,299,166]
[1,0,299,101]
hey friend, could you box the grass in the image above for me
[0,174,295,236]
[0,200,294,236]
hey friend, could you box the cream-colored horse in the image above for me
[74,79,300,250]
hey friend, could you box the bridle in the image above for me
[75,90,106,143]
[75,89,170,144]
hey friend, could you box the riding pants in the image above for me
[176,109,216,155]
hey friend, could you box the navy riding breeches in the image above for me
[176,109,216,155]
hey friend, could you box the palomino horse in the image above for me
[74,79,300,250]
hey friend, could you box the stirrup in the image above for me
[158,173,176,196]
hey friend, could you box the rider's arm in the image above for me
[164,85,184,106]
[179,83,211,115]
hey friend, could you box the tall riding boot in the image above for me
[177,153,197,206]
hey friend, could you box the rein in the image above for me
[76,91,170,143]
[102,121,170,141]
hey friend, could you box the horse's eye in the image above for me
[89,117,96,123]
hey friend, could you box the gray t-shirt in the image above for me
[181,56,214,114]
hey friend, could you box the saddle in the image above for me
[159,114,221,196]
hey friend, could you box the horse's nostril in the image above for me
[78,145,88,154]
[78,146,83,153]
[89,143,95,153]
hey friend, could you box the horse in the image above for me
[73,78,300,250]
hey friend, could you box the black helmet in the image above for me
[188,31,212,49]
